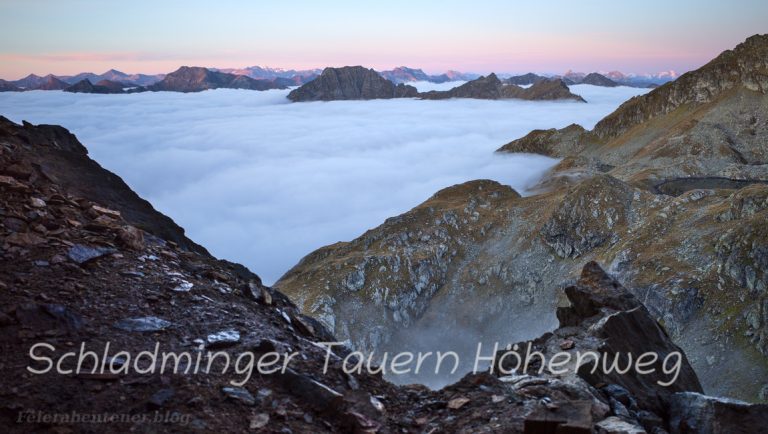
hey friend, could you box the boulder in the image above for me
[668,392,768,434]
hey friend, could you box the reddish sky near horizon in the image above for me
[1,0,767,80]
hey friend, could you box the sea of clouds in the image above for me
[0,84,648,284]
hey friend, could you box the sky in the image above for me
[0,0,766,79]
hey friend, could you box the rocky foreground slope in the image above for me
[276,34,768,403]
[0,118,765,432]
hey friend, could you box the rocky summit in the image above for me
[0,119,763,431]
[504,73,548,85]
[148,66,288,93]
[580,72,620,87]
[287,66,419,101]
[419,74,586,101]
[276,34,768,404]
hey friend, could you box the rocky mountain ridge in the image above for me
[5,117,766,432]
[276,34,768,403]
[378,66,478,84]
[0,119,763,431]
[287,66,419,101]
[147,66,288,93]
[288,68,586,102]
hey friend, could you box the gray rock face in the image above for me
[499,263,702,418]
[669,392,768,434]
[288,66,418,101]
[67,244,117,264]
[114,316,172,332]
[541,175,637,258]
[497,123,587,157]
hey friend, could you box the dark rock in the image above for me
[636,410,665,432]
[277,369,343,412]
[290,311,336,341]
[148,388,175,408]
[669,392,768,434]
[247,281,272,305]
[0,312,14,326]
[523,400,594,433]
[14,303,84,332]
[602,384,635,408]
[149,66,286,92]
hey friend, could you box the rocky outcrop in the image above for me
[505,73,547,85]
[0,117,206,253]
[148,66,286,92]
[581,72,620,87]
[497,124,587,157]
[497,263,703,427]
[287,66,418,101]
[669,392,768,434]
[0,79,19,92]
[420,74,586,102]
[34,75,69,90]
[63,79,127,94]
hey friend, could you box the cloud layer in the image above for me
[0,85,648,283]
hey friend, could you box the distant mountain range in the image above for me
[503,70,678,88]
[0,65,680,93]
[212,66,321,85]
[288,67,586,102]
[378,67,480,84]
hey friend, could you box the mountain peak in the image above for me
[289,66,418,101]
[593,33,768,139]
